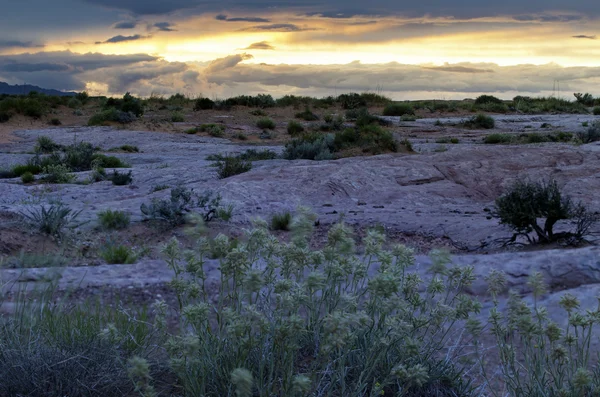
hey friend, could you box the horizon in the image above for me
[1,1,599,99]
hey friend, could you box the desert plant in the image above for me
[141,187,222,226]
[20,172,35,184]
[214,156,252,178]
[110,170,133,186]
[34,136,61,153]
[194,97,215,110]
[574,92,595,106]
[0,110,11,123]
[100,242,137,264]
[337,92,367,109]
[20,203,82,237]
[287,120,305,136]
[199,123,225,137]
[151,184,170,193]
[382,102,414,116]
[216,203,235,221]
[48,118,61,126]
[284,133,335,160]
[97,210,130,230]
[593,106,600,115]
[170,112,185,122]
[88,108,136,126]
[493,179,597,244]
[576,121,600,143]
[270,211,292,230]
[42,164,74,184]
[256,117,276,130]
[474,94,504,105]
[249,109,267,116]
[160,213,481,396]
[295,108,319,121]
[12,163,42,177]
[484,133,513,144]
[465,114,495,129]
[108,145,139,153]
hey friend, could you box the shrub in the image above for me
[160,215,481,396]
[284,133,335,160]
[100,242,137,264]
[194,97,215,110]
[108,144,139,153]
[270,212,292,230]
[382,102,414,116]
[295,108,319,121]
[141,187,222,226]
[199,123,225,137]
[483,133,513,144]
[474,94,503,105]
[119,93,144,117]
[48,118,61,126]
[97,210,130,230]
[0,111,11,123]
[465,114,495,129]
[170,112,185,122]
[42,164,74,184]
[574,92,595,106]
[493,179,597,244]
[256,117,276,130]
[238,149,278,161]
[88,108,136,126]
[287,120,304,135]
[34,136,61,153]
[576,121,600,143]
[215,156,252,179]
[594,106,600,115]
[93,154,129,169]
[21,172,35,184]
[249,109,267,116]
[216,203,235,221]
[20,203,82,237]
[334,124,397,154]
[12,163,42,177]
[67,97,82,109]
[110,170,133,186]
[150,184,169,192]
[337,92,367,109]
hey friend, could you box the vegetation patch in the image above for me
[141,187,223,226]
[214,156,252,178]
[256,117,276,130]
[97,209,130,230]
[382,102,414,116]
[270,212,292,230]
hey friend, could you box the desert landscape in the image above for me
[0,90,599,395]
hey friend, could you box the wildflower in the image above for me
[559,293,580,313]
[573,368,592,390]
[231,368,253,397]
[292,375,312,394]
[527,272,547,298]
[486,269,507,299]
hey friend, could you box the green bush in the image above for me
[256,117,276,130]
[200,123,225,137]
[0,110,11,123]
[337,93,367,109]
[576,121,600,143]
[170,112,185,122]
[88,108,136,126]
[465,114,495,129]
[97,210,130,230]
[42,164,74,184]
[108,144,139,153]
[100,242,137,264]
[483,133,513,144]
[287,120,305,135]
[382,102,414,116]
[194,97,215,110]
[48,118,61,126]
[93,154,129,169]
[295,108,319,121]
[215,156,252,179]
[270,212,292,230]
[67,97,82,109]
[593,106,600,115]
[21,172,35,184]
[574,92,595,106]
[474,94,503,105]
[334,124,397,154]
[12,163,42,177]
[249,109,267,116]
[494,179,597,243]
[160,216,480,396]
[284,133,335,160]
[109,170,133,186]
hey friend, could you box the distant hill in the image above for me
[0,81,76,96]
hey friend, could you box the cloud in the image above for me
[423,65,494,73]
[0,40,43,49]
[204,53,253,74]
[1,62,71,72]
[215,14,271,22]
[95,34,148,44]
[572,34,596,39]
[243,41,275,50]
[513,14,584,22]
[153,22,177,31]
[113,21,138,29]
[241,23,316,32]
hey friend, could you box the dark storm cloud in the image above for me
[0,51,157,71]
[95,34,148,44]
[113,21,138,29]
[243,41,276,50]
[1,63,71,72]
[241,24,316,32]
[572,35,596,39]
[216,14,271,22]
[153,22,177,31]
[0,40,43,49]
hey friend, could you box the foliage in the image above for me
[474,95,503,105]
[483,133,513,144]
[98,209,130,230]
[104,92,144,117]
[283,133,335,160]
[576,121,600,143]
[42,164,74,183]
[214,156,252,178]
[161,215,480,396]
[287,120,305,136]
[574,92,595,106]
[256,117,276,130]
[295,108,319,121]
[270,211,292,230]
[512,96,588,114]
[337,93,367,109]
[108,144,139,153]
[88,108,136,126]
[493,179,597,244]
[170,112,185,122]
[487,270,600,397]
[20,203,82,237]
[100,242,137,264]
[110,170,133,186]
[382,102,414,116]
[194,97,215,110]
[334,124,398,154]
[200,123,225,137]
[21,171,35,184]
[141,187,223,226]
[12,163,42,177]
[207,149,278,162]
[593,106,600,115]
[34,135,61,153]
[48,118,62,126]
[464,114,495,129]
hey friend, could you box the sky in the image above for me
[0,0,599,99]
